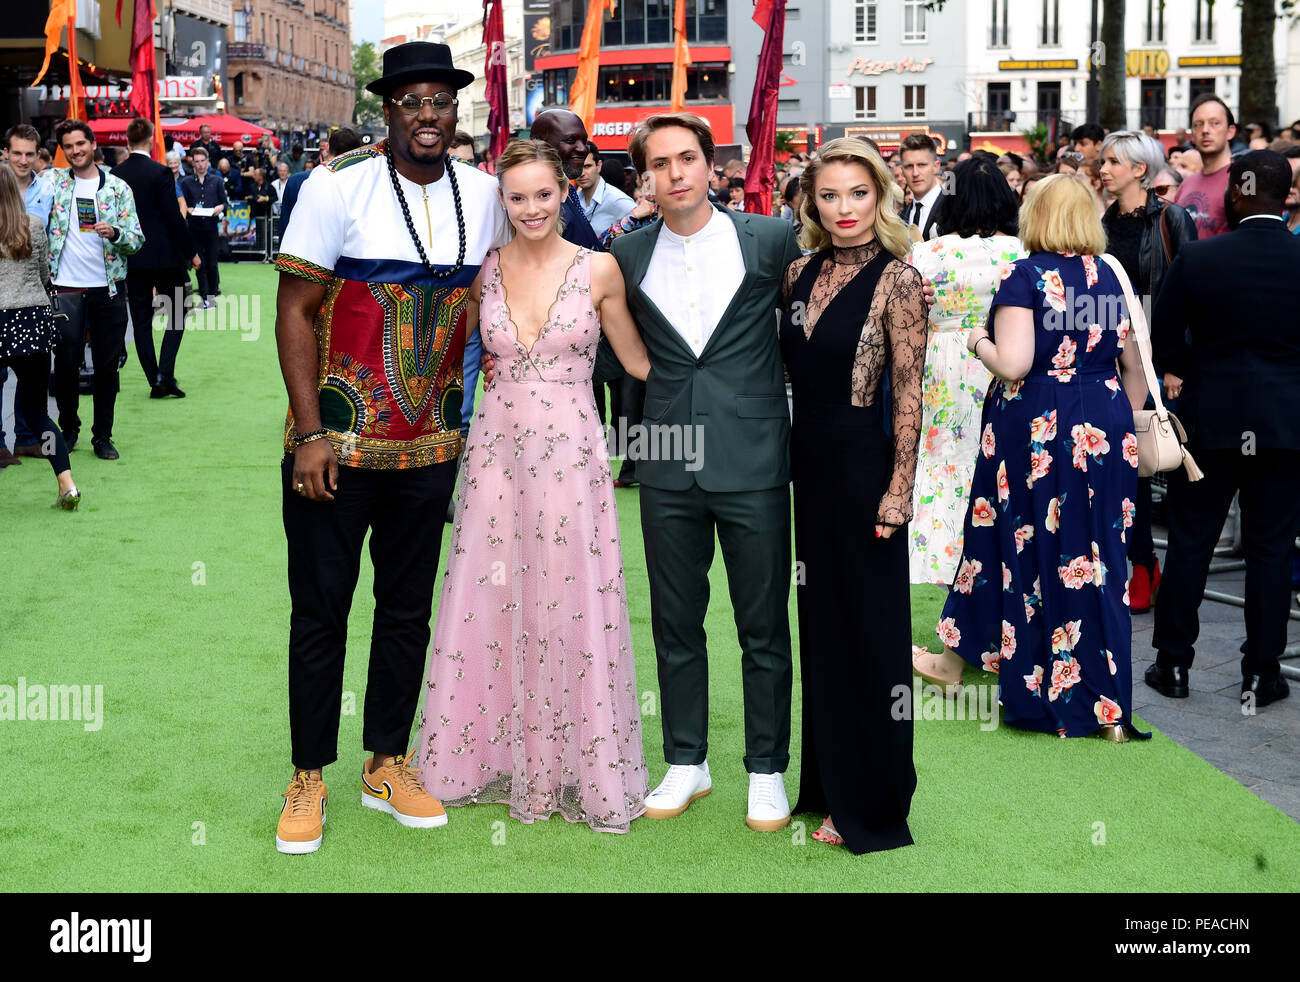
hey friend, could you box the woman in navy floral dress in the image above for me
[914,175,1151,741]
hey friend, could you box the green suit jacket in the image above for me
[605,208,802,492]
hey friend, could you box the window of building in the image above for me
[1040,0,1060,46]
[989,0,1008,47]
[1193,0,1214,42]
[1145,0,1165,43]
[1189,76,1216,102]
[232,72,244,104]
[260,12,265,42]
[623,0,645,45]
[854,0,877,44]
[1140,79,1166,129]
[288,25,294,54]
[903,84,926,119]
[234,8,250,42]
[854,85,877,120]
[1037,80,1061,122]
[553,0,725,49]
[902,0,926,42]
[646,0,670,44]
[275,19,281,51]
[987,81,1012,128]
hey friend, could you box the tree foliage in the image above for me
[353,42,383,127]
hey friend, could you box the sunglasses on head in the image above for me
[1151,184,1173,196]
[1058,151,1085,163]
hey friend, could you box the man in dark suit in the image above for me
[1148,150,1300,710]
[608,112,802,831]
[898,132,944,241]
[112,117,199,398]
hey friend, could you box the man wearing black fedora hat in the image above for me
[271,41,509,854]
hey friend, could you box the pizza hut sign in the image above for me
[846,57,934,78]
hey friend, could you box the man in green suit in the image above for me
[605,112,802,831]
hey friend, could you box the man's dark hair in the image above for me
[292,142,303,155]
[1280,144,1300,159]
[450,130,474,150]
[190,145,209,160]
[92,147,105,163]
[599,156,626,192]
[328,127,362,156]
[126,117,154,146]
[900,133,937,158]
[782,175,800,203]
[1071,122,1105,144]
[1229,150,1292,207]
[585,140,600,163]
[4,124,41,151]
[970,149,999,163]
[728,176,745,190]
[937,157,1020,239]
[1190,93,1235,130]
[55,118,95,147]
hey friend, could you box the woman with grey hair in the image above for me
[165,150,187,217]
[1099,131,1197,614]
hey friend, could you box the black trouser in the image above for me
[1153,447,1300,679]
[639,481,793,773]
[126,270,187,386]
[52,286,129,443]
[610,375,646,483]
[191,225,220,299]
[283,456,457,770]
[0,349,70,474]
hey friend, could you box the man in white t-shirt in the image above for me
[46,119,143,460]
[270,41,508,855]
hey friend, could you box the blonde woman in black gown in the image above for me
[780,138,928,853]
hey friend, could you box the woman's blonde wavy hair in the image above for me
[797,137,909,258]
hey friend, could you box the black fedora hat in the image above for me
[365,41,475,97]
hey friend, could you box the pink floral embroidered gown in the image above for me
[416,247,648,832]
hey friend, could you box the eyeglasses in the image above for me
[1058,151,1085,163]
[390,94,458,117]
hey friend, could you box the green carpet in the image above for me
[2,263,1296,892]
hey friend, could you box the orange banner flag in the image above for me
[32,0,73,88]
[669,0,692,112]
[568,0,614,136]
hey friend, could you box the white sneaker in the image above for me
[746,772,790,831]
[643,762,712,819]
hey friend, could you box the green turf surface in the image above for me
[2,263,1297,891]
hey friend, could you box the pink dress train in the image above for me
[416,247,648,832]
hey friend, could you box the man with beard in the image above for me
[529,108,601,249]
[271,41,508,854]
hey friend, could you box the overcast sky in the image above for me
[351,0,385,45]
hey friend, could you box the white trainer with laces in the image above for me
[746,772,790,831]
[643,762,712,819]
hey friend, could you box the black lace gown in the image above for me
[780,241,928,854]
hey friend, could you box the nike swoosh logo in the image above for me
[362,775,393,800]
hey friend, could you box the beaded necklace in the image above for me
[385,139,467,280]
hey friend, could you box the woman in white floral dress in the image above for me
[906,157,1027,587]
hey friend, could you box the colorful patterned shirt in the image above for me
[45,167,144,298]
[275,142,509,469]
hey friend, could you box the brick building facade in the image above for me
[226,0,354,134]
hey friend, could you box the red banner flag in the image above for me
[128,0,166,160]
[482,0,509,167]
[744,0,786,215]
[669,0,692,112]
[569,0,614,135]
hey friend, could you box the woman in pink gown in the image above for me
[417,140,652,832]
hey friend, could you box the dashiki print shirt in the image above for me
[275,141,509,469]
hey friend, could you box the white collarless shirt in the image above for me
[641,207,745,356]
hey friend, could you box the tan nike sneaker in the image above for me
[276,771,327,854]
[361,750,448,828]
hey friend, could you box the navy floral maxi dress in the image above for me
[938,252,1147,737]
